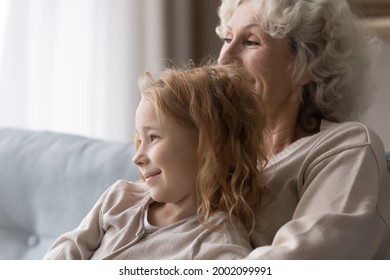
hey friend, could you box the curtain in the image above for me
[0,0,221,142]
[0,0,162,142]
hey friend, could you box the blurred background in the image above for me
[0,0,221,142]
[0,0,389,148]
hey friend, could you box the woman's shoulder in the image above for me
[267,120,387,171]
[317,120,382,147]
[289,120,389,177]
[309,120,386,161]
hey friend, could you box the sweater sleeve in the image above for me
[246,123,390,259]
[43,183,115,260]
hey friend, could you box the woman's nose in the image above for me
[218,42,241,65]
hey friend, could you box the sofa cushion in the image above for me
[0,128,139,259]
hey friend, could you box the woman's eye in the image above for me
[223,38,232,44]
[244,40,260,46]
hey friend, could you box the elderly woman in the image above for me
[216,0,390,259]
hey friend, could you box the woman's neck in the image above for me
[265,114,315,157]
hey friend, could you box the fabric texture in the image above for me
[247,121,390,259]
[43,180,252,260]
[0,128,138,259]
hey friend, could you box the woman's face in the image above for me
[218,1,300,118]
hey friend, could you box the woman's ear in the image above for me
[297,69,312,86]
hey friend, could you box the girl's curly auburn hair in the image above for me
[138,63,269,234]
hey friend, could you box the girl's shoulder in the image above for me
[100,180,150,211]
[109,179,149,194]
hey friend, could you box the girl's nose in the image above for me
[132,149,148,166]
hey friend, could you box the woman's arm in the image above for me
[247,123,390,259]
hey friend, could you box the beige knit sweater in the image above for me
[247,121,390,259]
[43,180,252,260]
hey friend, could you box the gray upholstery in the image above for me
[0,128,139,259]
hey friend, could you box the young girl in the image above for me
[43,64,270,260]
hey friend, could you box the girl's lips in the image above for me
[144,171,161,183]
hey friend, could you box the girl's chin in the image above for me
[149,192,166,204]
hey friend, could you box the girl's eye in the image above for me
[149,134,159,142]
[135,134,142,147]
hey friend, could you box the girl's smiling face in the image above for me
[133,97,199,208]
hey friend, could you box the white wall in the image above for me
[361,41,390,150]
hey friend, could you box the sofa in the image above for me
[0,128,139,259]
[0,127,390,260]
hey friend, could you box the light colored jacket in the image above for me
[43,180,252,260]
[247,121,390,259]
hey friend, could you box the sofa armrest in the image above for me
[0,128,139,259]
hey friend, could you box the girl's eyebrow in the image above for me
[136,125,158,132]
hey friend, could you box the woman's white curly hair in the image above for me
[216,0,379,125]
